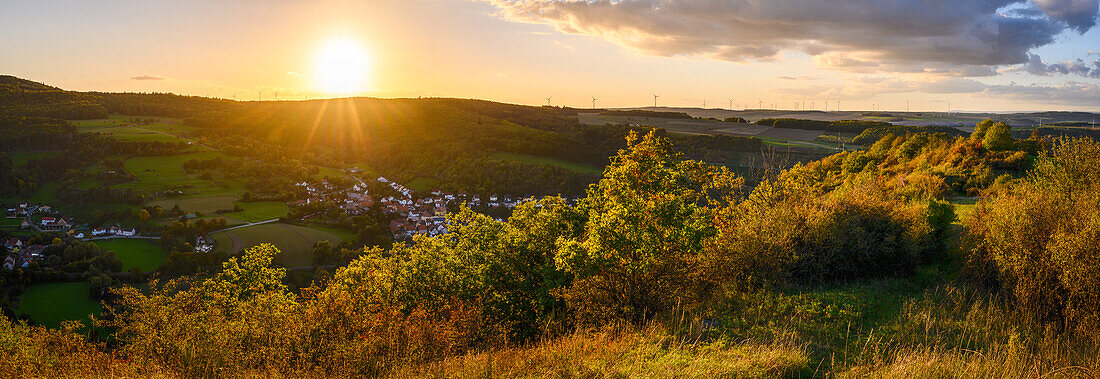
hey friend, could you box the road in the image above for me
[83,235,161,241]
[208,218,281,234]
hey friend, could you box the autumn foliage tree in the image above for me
[555,131,743,323]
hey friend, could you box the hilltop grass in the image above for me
[392,327,811,378]
[492,152,604,174]
[92,239,167,272]
[17,282,101,329]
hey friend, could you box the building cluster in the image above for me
[6,203,76,233]
[285,175,560,241]
[2,238,44,270]
[90,225,138,238]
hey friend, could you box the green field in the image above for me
[406,177,441,191]
[116,151,244,196]
[229,201,289,222]
[79,125,185,143]
[492,152,604,174]
[149,197,287,223]
[17,282,102,328]
[211,223,344,267]
[93,239,168,272]
[301,223,359,242]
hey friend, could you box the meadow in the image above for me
[92,239,168,272]
[492,152,604,174]
[16,282,101,329]
[115,151,244,197]
[210,223,344,267]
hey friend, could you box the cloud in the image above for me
[1033,0,1099,32]
[981,81,1100,106]
[286,71,302,76]
[1010,53,1100,77]
[487,0,1097,76]
[776,76,994,99]
[131,75,167,80]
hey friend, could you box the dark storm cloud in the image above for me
[488,0,1099,75]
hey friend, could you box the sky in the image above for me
[1,0,1098,112]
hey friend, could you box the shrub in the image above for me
[965,138,1100,338]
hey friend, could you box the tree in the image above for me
[555,130,742,323]
[982,122,1014,151]
[138,209,150,222]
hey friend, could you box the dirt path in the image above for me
[226,231,244,254]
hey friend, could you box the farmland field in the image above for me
[93,239,168,271]
[406,177,441,191]
[17,282,101,328]
[116,151,244,196]
[211,223,344,267]
[493,152,603,174]
[229,201,289,222]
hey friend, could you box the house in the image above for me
[19,219,32,229]
[118,228,136,237]
[39,217,56,226]
[2,255,15,270]
[4,238,21,249]
[42,219,70,231]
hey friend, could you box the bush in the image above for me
[965,138,1100,338]
[714,174,943,285]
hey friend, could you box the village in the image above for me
[289,174,572,241]
[2,203,147,270]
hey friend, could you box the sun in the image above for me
[313,38,370,95]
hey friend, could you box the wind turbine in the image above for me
[906,99,910,113]
[728,99,734,110]
[825,100,829,112]
[653,94,660,108]
[545,97,552,106]
[702,100,706,109]
[257,91,263,102]
[591,96,599,109]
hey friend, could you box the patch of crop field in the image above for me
[314,166,349,180]
[80,126,185,143]
[8,151,59,166]
[300,223,359,243]
[710,124,770,136]
[93,239,168,272]
[229,201,289,222]
[211,223,343,267]
[756,128,825,141]
[116,151,246,196]
[756,136,839,153]
[492,152,604,174]
[406,177,441,191]
[17,282,102,329]
[0,218,21,227]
